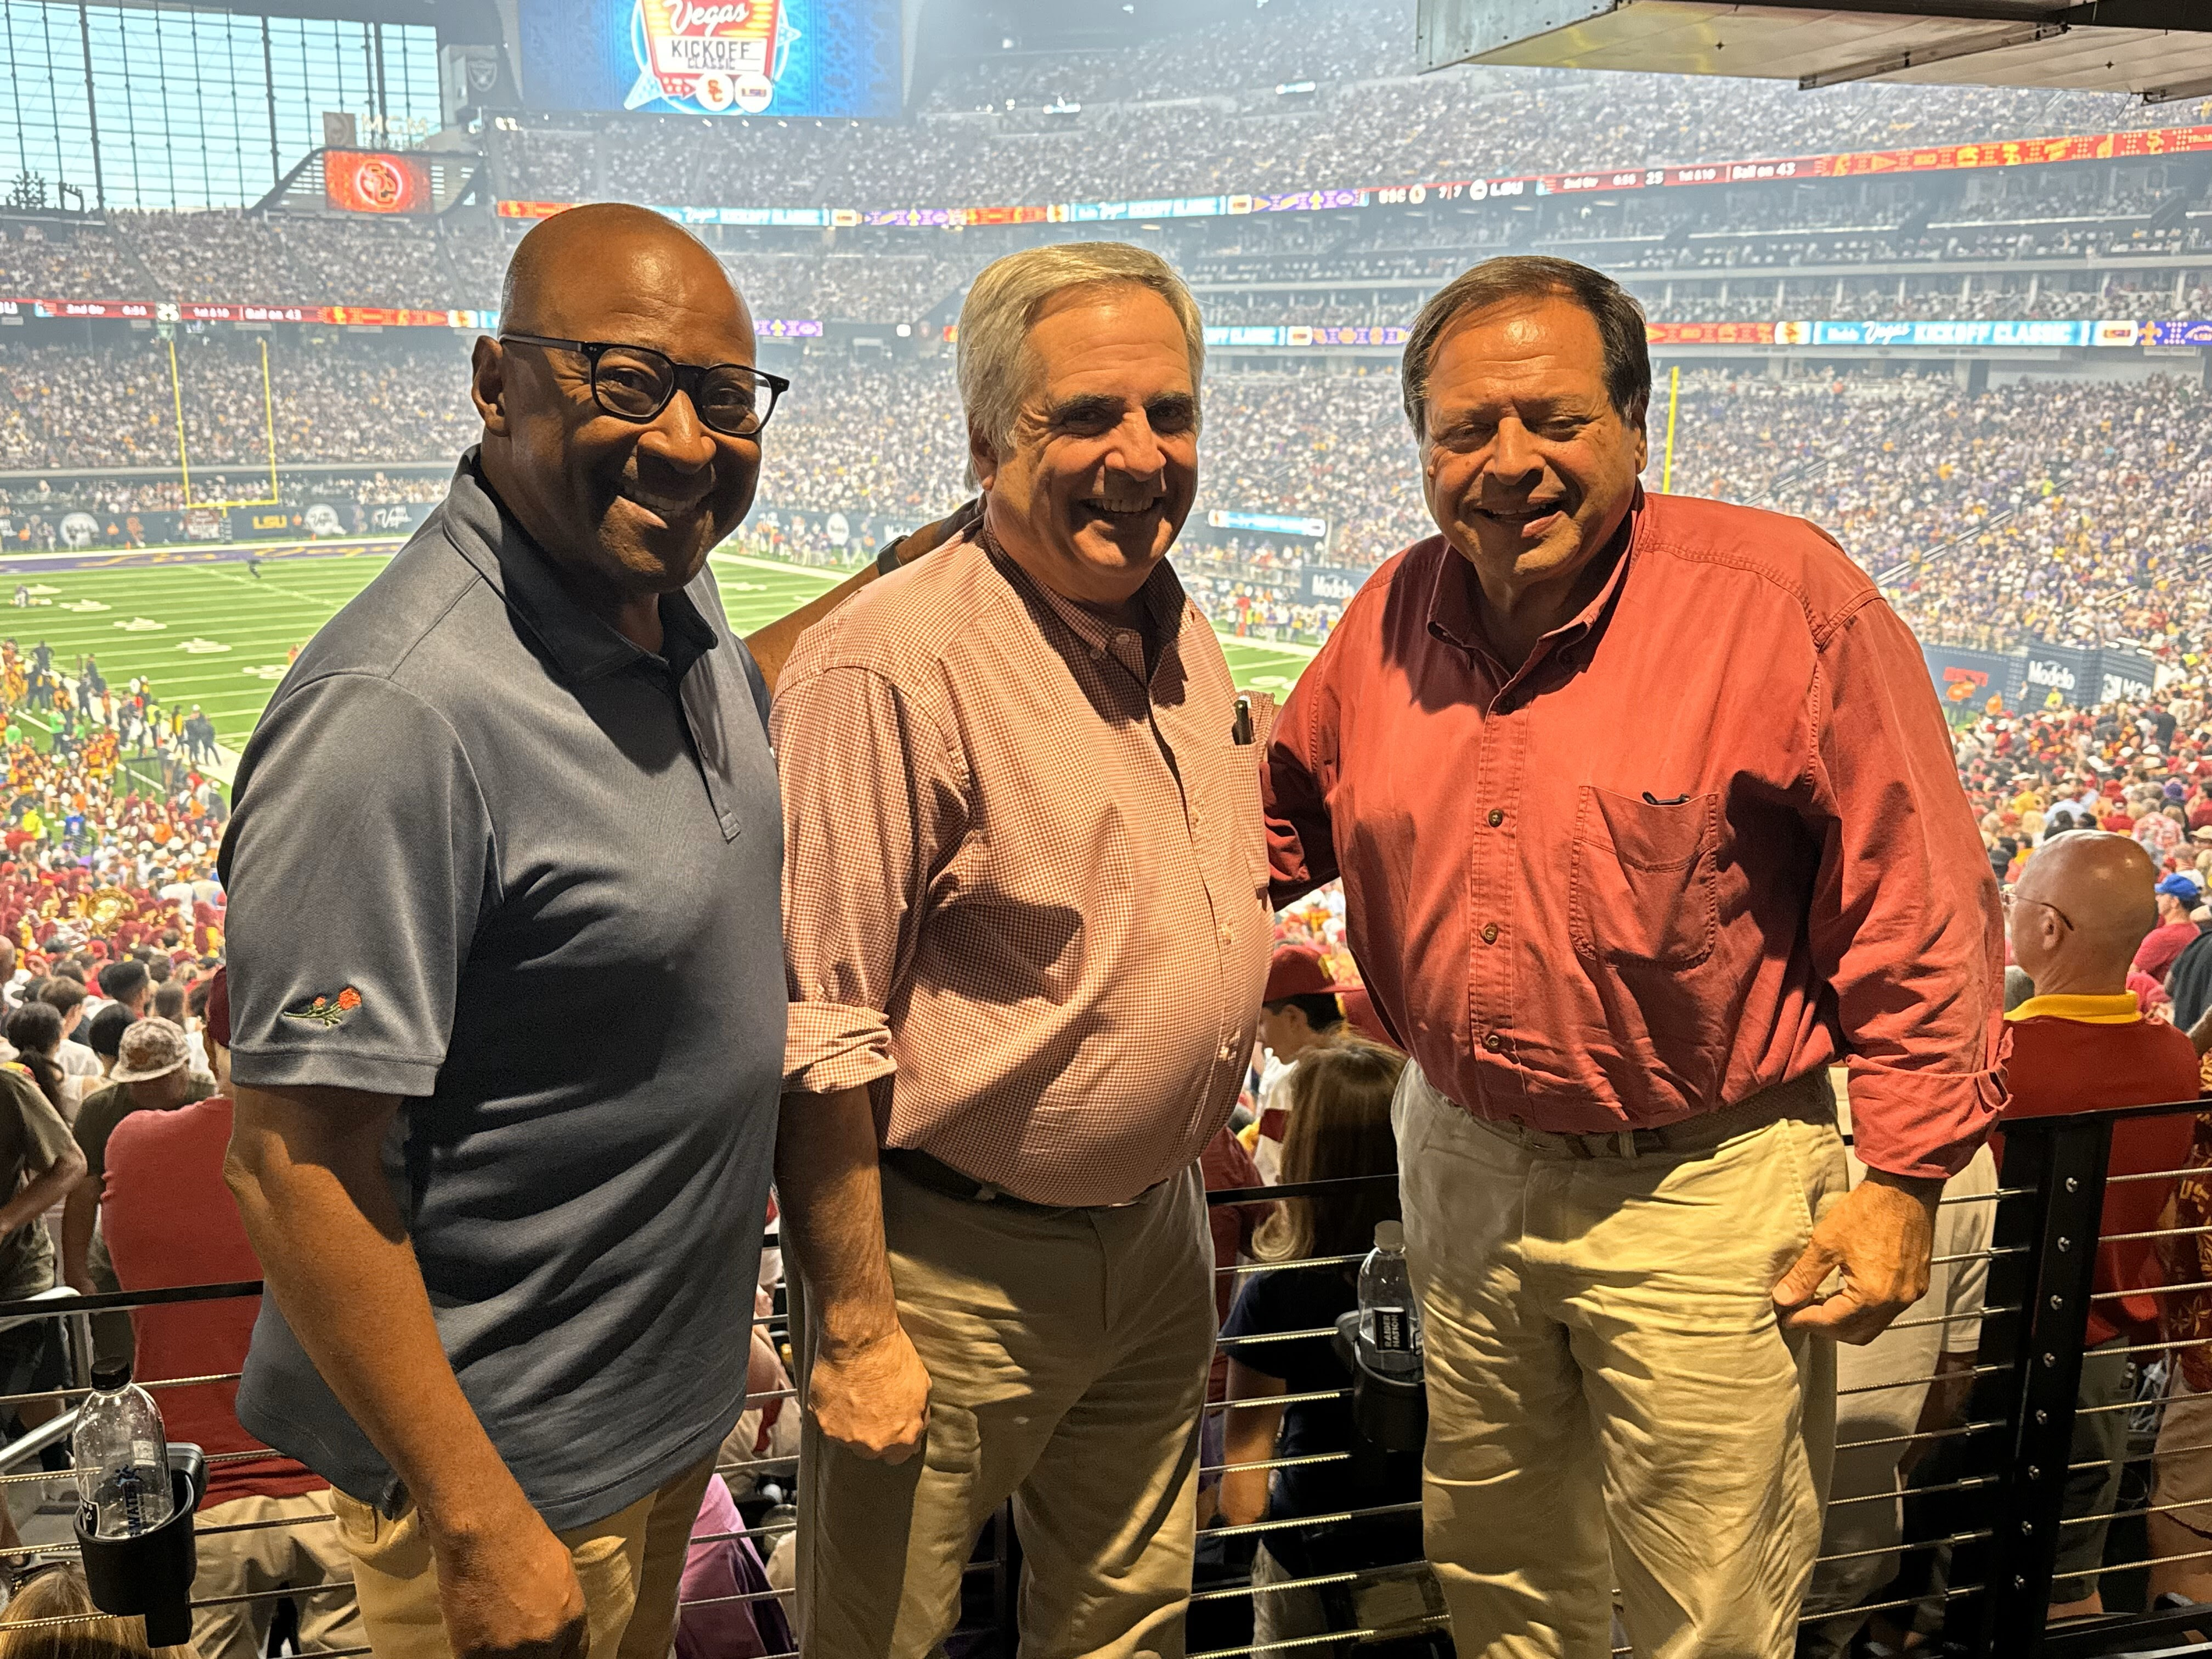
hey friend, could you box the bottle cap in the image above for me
[1374,1220,1404,1251]
[90,1357,132,1391]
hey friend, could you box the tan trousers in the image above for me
[191,1491,364,1659]
[793,1160,1217,1659]
[1395,1062,1846,1659]
[330,1454,718,1659]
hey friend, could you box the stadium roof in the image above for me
[1417,2,2212,102]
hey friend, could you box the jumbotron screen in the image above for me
[518,0,902,118]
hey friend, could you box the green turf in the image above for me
[0,544,1320,755]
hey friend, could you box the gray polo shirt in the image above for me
[218,452,783,1530]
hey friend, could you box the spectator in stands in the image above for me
[2001,831,2202,1617]
[4,1002,66,1117]
[61,1018,211,1369]
[219,203,786,1659]
[1252,945,1346,1180]
[0,1042,81,1551]
[0,1561,196,1658]
[1218,1040,1440,1649]
[1263,255,2002,1655]
[40,979,99,1094]
[99,971,364,1659]
[2137,872,2204,986]
[92,961,146,1021]
[775,242,1263,1657]
[79,1005,128,1081]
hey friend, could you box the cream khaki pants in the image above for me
[1395,1061,1846,1659]
[330,1454,718,1659]
[191,1490,364,1659]
[793,1159,1217,1659]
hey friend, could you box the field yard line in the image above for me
[201,563,353,610]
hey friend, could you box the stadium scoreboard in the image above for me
[518,0,901,119]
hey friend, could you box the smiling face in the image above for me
[972,283,1199,610]
[1420,293,1646,614]
[473,214,760,612]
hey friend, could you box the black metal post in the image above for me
[1944,1117,2112,1656]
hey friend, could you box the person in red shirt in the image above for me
[98,970,364,1659]
[2001,831,2202,1618]
[1262,256,2002,1656]
[2134,872,2204,985]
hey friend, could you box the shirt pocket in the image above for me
[1570,785,1719,969]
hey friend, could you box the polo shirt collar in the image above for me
[440,450,719,685]
[1425,484,1641,665]
[2006,992,2142,1025]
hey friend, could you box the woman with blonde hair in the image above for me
[1217,1040,1442,1652]
[0,1564,198,1659]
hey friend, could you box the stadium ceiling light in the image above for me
[2142,72,2212,104]
[1797,21,2068,89]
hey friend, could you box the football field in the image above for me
[0,543,1321,765]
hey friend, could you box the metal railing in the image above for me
[8,1105,2212,1656]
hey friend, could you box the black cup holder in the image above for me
[74,1442,205,1647]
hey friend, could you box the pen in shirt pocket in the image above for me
[1233,696,1254,746]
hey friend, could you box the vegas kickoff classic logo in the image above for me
[626,0,786,115]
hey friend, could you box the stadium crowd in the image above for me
[497,37,2192,212]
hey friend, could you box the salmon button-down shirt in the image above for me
[1263,489,2004,1181]
[776,530,1272,1207]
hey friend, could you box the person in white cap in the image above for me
[60,1019,214,1363]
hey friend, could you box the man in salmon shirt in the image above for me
[2001,830,2202,1618]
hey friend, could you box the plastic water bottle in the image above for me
[1357,1218,1423,1377]
[73,1358,173,1540]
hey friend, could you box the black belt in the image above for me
[880,1148,1158,1215]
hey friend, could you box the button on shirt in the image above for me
[218,453,785,1529]
[1264,490,2004,1180]
[778,530,1271,1207]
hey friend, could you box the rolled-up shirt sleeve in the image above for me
[1805,594,2006,1180]
[773,662,968,1097]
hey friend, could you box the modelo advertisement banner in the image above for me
[2100,647,2159,704]
[2020,641,2102,708]
[518,0,901,119]
[1298,566,1368,605]
[1,501,433,553]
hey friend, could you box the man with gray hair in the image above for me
[1262,256,2002,1655]
[774,240,1268,1657]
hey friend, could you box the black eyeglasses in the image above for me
[498,335,789,439]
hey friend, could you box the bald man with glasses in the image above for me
[221,204,787,1659]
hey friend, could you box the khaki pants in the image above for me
[330,1455,718,1659]
[191,1490,364,1659]
[793,1160,1216,1659]
[1395,1062,1846,1659]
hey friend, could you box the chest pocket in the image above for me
[1570,786,1718,969]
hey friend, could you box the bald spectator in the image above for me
[221,204,787,1659]
[2002,832,2204,1619]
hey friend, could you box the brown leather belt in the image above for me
[880,1147,1157,1215]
